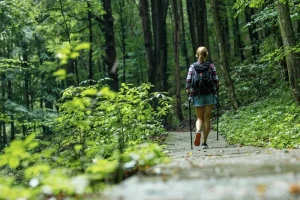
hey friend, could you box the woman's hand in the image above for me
[185,89,190,93]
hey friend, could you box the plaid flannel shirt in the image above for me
[186,61,219,96]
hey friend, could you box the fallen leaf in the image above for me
[289,184,300,194]
[256,184,267,195]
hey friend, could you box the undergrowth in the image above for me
[0,83,172,199]
[220,85,300,149]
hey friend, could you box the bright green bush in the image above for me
[0,83,172,199]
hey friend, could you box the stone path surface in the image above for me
[102,131,300,200]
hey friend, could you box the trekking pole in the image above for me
[216,90,219,140]
[188,97,193,150]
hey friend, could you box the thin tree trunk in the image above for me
[87,1,93,82]
[273,25,288,82]
[151,0,169,92]
[202,0,210,54]
[186,0,196,52]
[118,0,127,83]
[138,50,144,84]
[102,0,118,91]
[245,7,260,60]
[7,74,14,141]
[5,44,15,141]
[220,0,230,56]
[59,0,77,86]
[195,1,207,46]
[21,41,29,136]
[234,17,245,61]
[21,42,30,109]
[179,0,190,67]
[187,0,210,57]
[139,0,154,84]
[276,2,300,103]
[1,119,6,145]
[1,73,7,144]
[297,20,300,40]
[0,119,2,145]
[210,0,239,110]
[171,0,184,121]
[10,115,14,141]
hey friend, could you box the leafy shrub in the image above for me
[0,83,172,199]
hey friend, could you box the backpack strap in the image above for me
[191,62,198,75]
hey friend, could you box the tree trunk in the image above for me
[21,41,30,136]
[87,1,93,82]
[139,0,154,85]
[196,0,210,49]
[220,0,230,56]
[272,25,288,82]
[7,73,14,141]
[233,16,245,61]
[210,0,239,110]
[10,115,15,141]
[21,42,30,109]
[276,2,300,103]
[171,0,184,122]
[151,0,169,92]
[186,0,196,52]
[102,0,118,91]
[117,0,127,83]
[245,7,260,60]
[297,20,300,40]
[59,0,77,86]
[186,0,210,57]
[179,0,190,67]
[1,73,7,145]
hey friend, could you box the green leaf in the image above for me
[53,69,67,80]
[70,52,80,59]
[0,155,8,167]
[74,43,91,51]
[9,157,20,169]
[74,144,83,152]
[100,87,116,99]
[81,88,98,96]
[10,140,24,155]
[25,164,51,178]
[28,141,39,150]
[24,133,36,145]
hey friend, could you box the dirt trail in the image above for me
[102,131,300,200]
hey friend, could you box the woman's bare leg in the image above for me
[203,104,214,143]
[195,106,205,132]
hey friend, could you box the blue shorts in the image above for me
[193,93,217,107]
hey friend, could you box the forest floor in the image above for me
[101,130,300,200]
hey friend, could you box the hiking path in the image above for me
[102,131,300,200]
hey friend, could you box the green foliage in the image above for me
[56,42,91,65]
[53,82,172,159]
[0,133,38,168]
[0,83,172,199]
[225,59,281,106]
[220,85,300,149]
[122,143,170,171]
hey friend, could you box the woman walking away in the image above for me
[185,46,219,149]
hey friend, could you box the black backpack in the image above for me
[191,62,215,95]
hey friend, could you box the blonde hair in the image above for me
[195,46,208,62]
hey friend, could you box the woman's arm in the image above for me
[210,63,219,89]
[186,65,193,92]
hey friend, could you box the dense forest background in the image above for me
[0,0,300,199]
